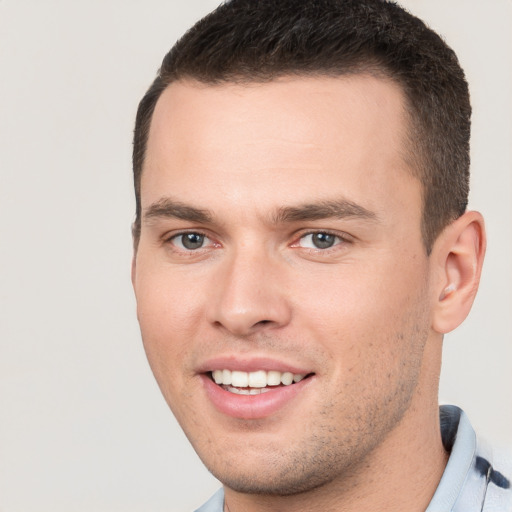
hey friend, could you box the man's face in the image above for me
[133,76,437,494]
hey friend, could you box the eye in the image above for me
[298,232,341,249]
[171,232,210,250]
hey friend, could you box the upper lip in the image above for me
[196,355,313,375]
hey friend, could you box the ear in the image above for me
[131,254,137,288]
[431,211,486,334]
[131,222,139,288]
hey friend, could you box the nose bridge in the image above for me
[209,241,291,335]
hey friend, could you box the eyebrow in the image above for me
[143,196,379,226]
[143,198,213,224]
[272,200,379,224]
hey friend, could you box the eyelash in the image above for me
[163,229,352,254]
[165,230,215,251]
[292,230,351,251]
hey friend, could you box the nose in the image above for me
[207,246,292,337]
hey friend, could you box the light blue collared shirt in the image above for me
[195,406,512,512]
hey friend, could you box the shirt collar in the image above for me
[426,405,492,512]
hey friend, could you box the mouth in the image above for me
[209,369,313,395]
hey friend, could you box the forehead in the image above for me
[142,75,419,222]
[147,75,408,160]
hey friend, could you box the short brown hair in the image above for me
[133,0,471,253]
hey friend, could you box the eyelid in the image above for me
[160,227,352,252]
[295,228,352,240]
[291,229,353,250]
[163,229,220,251]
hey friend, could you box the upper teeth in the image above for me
[212,369,306,388]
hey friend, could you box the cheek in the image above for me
[294,258,429,367]
[136,261,205,332]
[135,284,203,423]
[134,267,205,385]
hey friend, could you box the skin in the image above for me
[132,76,485,512]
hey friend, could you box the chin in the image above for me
[210,466,338,496]
[198,439,361,497]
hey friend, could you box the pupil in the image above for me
[182,233,204,250]
[313,233,335,249]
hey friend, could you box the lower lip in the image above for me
[201,374,313,420]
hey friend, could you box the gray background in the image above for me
[0,1,510,510]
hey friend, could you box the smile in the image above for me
[204,367,314,416]
[211,369,307,395]
[200,359,315,419]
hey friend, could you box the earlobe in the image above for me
[431,211,486,334]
